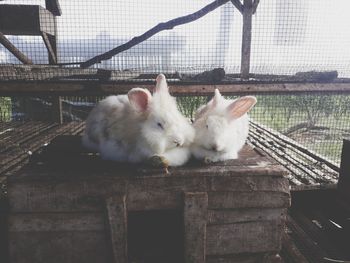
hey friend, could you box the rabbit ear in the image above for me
[154,74,169,94]
[212,89,222,108]
[226,96,257,120]
[128,88,152,112]
[195,89,222,120]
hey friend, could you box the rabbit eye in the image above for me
[157,122,164,129]
[206,124,209,129]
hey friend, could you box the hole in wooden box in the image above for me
[128,210,184,263]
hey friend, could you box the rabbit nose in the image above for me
[173,137,184,147]
[173,140,181,147]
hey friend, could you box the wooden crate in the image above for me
[7,136,290,263]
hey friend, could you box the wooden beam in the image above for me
[41,32,57,64]
[252,0,260,14]
[183,192,208,263]
[241,0,253,79]
[106,195,128,263]
[45,0,62,16]
[0,32,33,64]
[1,82,350,96]
[51,96,63,124]
[230,0,243,14]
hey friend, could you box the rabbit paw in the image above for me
[148,155,170,173]
[204,156,214,164]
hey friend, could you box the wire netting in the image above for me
[1,0,350,178]
[1,93,350,165]
[1,0,350,76]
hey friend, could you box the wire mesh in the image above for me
[1,0,350,184]
[0,0,349,76]
[1,92,349,166]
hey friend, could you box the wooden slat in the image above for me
[45,0,62,16]
[206,220,282,255]
[183,192,208,263]
[105,195,128,263]
[41,32,57,64]
[240,0,253,79]
[208,208,286,225]
[1,81,350,96]
[281,232,309,263]
[0,32,33,64]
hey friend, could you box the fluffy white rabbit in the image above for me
[82,74,194,166]
[191,89,257,163]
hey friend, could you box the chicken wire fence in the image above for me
[0,0,350,76]
[1,92,350,165]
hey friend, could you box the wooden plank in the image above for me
[240,0,253,79]
[45,0,62,16]
[208,191,290,209]
[2,81,350,96]
[285,214,326,262]
[206,220,283,255]
[41,32,57,64]
[0,32,33,64]
[9,231,111,263]
[208,208,287,225]
[51,96,63,124]
[209,176,289,193]
[8,212,105,232]
[183,192,208,263]
[8,177,289,212]
[338,139,350,200]
[207,252,276,263]
[281,232,309,263]
[105,195,128,263]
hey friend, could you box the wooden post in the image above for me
[0,32,33,64]
[240,0,253,79]
[106,195,128,263]
[183,192,208,263]
[51,96,63,124]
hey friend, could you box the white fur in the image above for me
[82,74,194,166]
[191,89,256,162]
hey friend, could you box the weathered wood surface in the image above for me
[206,220,283,255]
[106,195,128,263]
[249,120,339,190]
[184,192,208,263]
[45,0,62,16]
[0,5,56,35]
[338,139,350,201]
[208,208,286,225]
[7,135,290,262]
[8,211,285,261]
[9,231,111,263]
[0,122,85,186]
[240,0,253,79]
[2,80,350,96]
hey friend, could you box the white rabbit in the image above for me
[191,89,257,163]
[82,74,194,167]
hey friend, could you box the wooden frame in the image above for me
[1,81,350,96]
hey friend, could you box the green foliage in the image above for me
[177,96,208,119]
[0,97,11,122]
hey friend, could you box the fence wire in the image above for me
[1,93,349,165]
[0,0,350,76]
